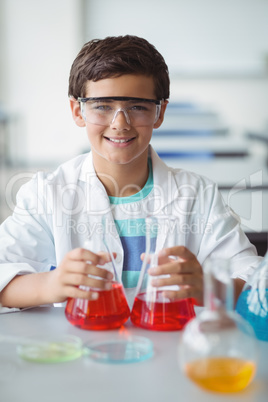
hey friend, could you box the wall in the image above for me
[1,0,88,166]
[85,0,268,135]
[170,78,268,134]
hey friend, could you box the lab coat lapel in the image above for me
[149,146,183,251]
[80,153,123,276]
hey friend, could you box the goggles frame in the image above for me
[77,96,162,105]
[77,96,162,126]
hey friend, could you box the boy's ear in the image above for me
[69,98,86,127]
[153,100,169,129]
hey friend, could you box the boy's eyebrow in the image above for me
[77,96,161,104]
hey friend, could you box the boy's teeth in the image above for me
[109,138,131,143]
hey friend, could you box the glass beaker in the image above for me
[236,250,268,341]
[65,226,130,330]
[179,259,258,393]
[130,215,196,331]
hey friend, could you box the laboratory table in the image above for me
[1,306,268,402]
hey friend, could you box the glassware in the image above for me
[65,225,130,330]
[178,259,258,393]
[236,250,268,341]
[84,335,154,364]
[16,335,83,363]
[130,215,196,331]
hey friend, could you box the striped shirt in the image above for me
[109,159,153,288]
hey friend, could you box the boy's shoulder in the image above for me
[171,165,215,188]
[34,153,90,186]
[56,152,89,171]
[14,153,91,209]
[151,147,216,190]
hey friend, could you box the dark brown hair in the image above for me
[68,35,170,100]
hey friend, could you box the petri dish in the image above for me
[17,335,83,363]
[83,335,154,364]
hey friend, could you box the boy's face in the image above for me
[71,74,167,168]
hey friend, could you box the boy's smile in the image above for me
[104,136,136,146]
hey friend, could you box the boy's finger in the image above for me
[66,286,100,301]
[148,259,200,275]
[151,273,200,288]
[160,246,194,260]
[64,260,114,280]
[87,265,114,280]
[68,248,111,265]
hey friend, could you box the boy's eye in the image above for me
[89,103,113,112]
[129,104,149,112]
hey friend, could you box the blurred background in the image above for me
[0,0,268,254]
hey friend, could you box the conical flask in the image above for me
[65,222,130,330]
[179,259,258,393]
[236,250,268,341]
[130,215,196,331]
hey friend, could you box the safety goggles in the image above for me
[77,96,162,127]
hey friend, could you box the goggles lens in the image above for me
[78,97,161,127]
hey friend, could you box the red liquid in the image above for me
[65,282,130,330]
[131,291,195,331]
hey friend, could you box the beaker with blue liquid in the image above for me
[236,251,268,341]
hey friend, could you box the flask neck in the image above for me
[203,260,234,313]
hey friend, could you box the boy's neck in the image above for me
[92,152,149,197]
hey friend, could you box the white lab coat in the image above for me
[0,146,261,312]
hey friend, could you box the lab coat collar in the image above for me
[78,145,178,213]
[149,145,179,214]
[79,152,101,186]
[78,151,112,214]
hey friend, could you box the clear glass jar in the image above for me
[179,259,258,393]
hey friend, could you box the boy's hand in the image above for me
[48,248,114,303]
[147,246,203,306]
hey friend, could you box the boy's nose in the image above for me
[110,108,131,129]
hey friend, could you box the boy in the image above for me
[0,35,261,312]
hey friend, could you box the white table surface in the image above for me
[1,306,268,402]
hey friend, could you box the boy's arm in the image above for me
[0,271,55,308]
[0,248,113,309]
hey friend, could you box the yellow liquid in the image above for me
[185,357,256,393]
